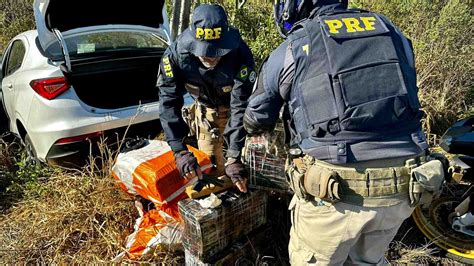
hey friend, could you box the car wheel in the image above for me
[24,134,41,165]
[0,97,9,133]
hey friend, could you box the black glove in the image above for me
[174,150,199,178]
[225,160,248,184]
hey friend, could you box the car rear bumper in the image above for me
[46,119,162,167]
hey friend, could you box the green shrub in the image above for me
[0,0,34,53]
[0,0,471,135]
[351,0,473,135]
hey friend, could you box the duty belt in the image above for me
[329,165,411,198]
[300,156,426,201]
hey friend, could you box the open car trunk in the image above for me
[66,51,163,109]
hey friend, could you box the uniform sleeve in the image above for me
[158,44,188,153]
[244,41,294,135]
[223,41,256,159]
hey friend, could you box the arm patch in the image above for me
[236,65,255,82]
[162,56,174,78]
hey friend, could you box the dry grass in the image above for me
[0,172,135,263]
[0,132,186,263]
[0,133,22,175]
[0,138,139,263]
[0,135,465,264]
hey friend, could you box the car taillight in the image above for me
[55,131,104,144]
[30,77,70,100]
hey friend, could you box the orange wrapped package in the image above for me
[112,140,212,260]
[112,140,212,205]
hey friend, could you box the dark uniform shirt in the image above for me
[158,30,256,159]
[244,4,428,163]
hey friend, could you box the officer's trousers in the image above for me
[288,195,413,265]
[287,158,415,265]
[195,104,229,177]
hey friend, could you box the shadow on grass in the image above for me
[387,216,456,264]
[0,132,24,212]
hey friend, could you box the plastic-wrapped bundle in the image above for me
[184,226,271,265]
[111,140,212,260]
[243,128,289,192]
[178,190,268,262]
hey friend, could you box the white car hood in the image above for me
[34,0,170,59]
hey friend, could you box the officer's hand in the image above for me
[225,159,248,193]
[175,151,202,180]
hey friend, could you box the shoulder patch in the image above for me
[249,71,257,83]
[319,13,389,39]
[237,65,249,81]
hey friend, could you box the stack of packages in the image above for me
[243,124,289,193]
[179,190,268,264]
[112,140,212,260]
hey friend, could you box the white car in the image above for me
[0,0,170,166]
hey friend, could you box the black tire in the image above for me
[446,253,474,265]
[0,96,9,134]
[24,134,41,165]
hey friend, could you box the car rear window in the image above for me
[46,31,167,58]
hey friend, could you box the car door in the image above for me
[1,39,27,131]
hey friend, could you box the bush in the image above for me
[0,0,471,135]
[223,0,282,68]
[0,0,34,53]
[351,0,473,135]
[0,133,52,211]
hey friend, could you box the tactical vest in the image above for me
[287,9,423,163]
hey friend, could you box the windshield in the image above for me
[46,31,167,58]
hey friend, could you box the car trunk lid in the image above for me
[34,0,169,63]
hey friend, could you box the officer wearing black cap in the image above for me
[244,0,442,264]
[158,4,256,193]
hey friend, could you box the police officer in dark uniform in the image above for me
[244,0,441,264]
[158,4,256,193]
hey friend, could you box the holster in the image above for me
[286,157,311,200]
[286,156,342,203]
[196,103,228,143]
[408,158,445,208]
[304,166,342,203]
[182,102,197,137]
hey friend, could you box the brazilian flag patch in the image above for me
[237,65,249,81]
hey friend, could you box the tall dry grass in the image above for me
[0,138,135,263]
[0,132,182,263]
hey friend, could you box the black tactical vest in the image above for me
[287,9,424,163]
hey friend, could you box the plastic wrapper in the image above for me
[184,226,271,265]
[243,129,289,192]
[178,190,268,262]
[112,140,212,260]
